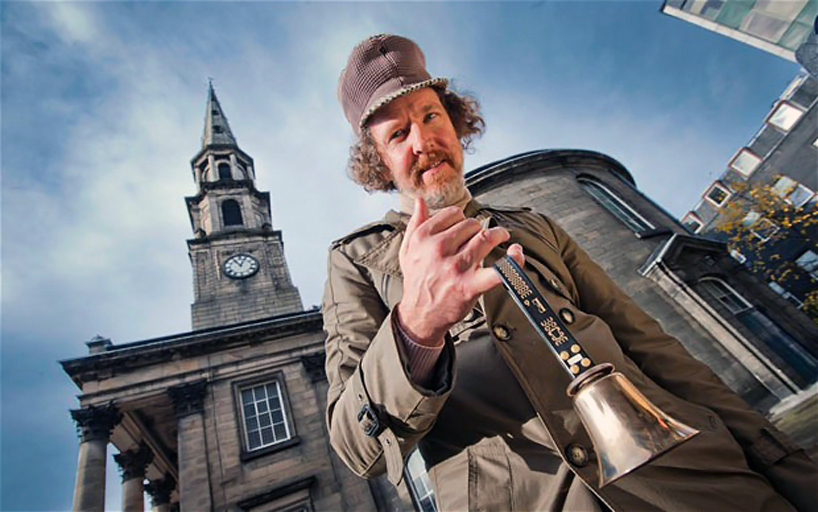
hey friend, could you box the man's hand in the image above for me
[397,197,524,346]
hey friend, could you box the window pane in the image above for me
[716,0,755,28]
[271,409,284,423]
[248,431,261,450]
[259,414,271,427]
[261,427,274,445]
[241,389,254,403]
[737,310,818,385]
[767,102,804,131]
[700,279,750,314]
[247,417,258,431]
[274,423,288,440]
[741,10,791,42]
[772,176,796,198]
[796,250,818,278]
[578,179,652,232]
[266,383,279,399]
[707,185,729,206]
[789,184,814,207]
[730,148,761,176]
[752,219,778,241]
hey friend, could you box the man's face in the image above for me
[368,88,466,208]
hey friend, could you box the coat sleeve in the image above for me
[322,243,455,481]
[540,215,818,511]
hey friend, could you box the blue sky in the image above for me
[1,1,801,510]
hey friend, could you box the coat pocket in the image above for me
[468,445,513,512]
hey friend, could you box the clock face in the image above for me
[223,254,260,279]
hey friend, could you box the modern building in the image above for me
[661,0,818,62]
[681,72,818,329]
[62,89,817,512]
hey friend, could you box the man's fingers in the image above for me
[459,226,510,267]
[406,196,430,236]
[469,267,503,296]
[420,205,466,237]
[507,243,525,267]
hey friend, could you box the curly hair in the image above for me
[347,86,485,192]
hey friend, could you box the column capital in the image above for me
[145,472,176,506]
[168,380,208,418]
[70,403,121,443]
[113,442,154,482]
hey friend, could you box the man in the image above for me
[322,34,818,511]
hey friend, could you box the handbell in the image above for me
[494,256,699,487]
[567,363,699,486]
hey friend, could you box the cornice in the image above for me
[61,310,324,387]
[465,149,635,195]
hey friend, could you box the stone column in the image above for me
[70,403,121,512]
[168,380,212,511]
[145,473,176,512]
[114,442,153,512]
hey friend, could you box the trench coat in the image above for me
[322,199,818,511]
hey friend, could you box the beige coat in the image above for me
[322,200,818,511]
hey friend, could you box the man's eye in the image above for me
[425,112,439,122]
[389,129,405,141]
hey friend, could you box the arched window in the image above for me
[577,177,654,233]
[218,162,232,180]
[222,199,243,227]
[699,277,818,385]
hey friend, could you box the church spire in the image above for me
[202,82,237,148]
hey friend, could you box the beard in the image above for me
[405,151,467,209]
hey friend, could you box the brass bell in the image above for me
[567,363,700,487]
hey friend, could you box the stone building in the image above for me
[62,90,816,511]
[62,87,407,511]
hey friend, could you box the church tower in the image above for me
[187,85,302,330]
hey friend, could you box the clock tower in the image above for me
[186,85,302,330]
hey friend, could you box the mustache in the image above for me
[410,152,450,185]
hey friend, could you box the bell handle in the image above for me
[493,256,595,379]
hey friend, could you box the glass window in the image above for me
[789,183,815,208]
[766,102,804,131]
[751,218,779,242]
[699,278,751,314]
[222,199,243,227]
[768,281,803,308]
[771,176,797,198]
[705,183,731,207]
[218,162,232,180]
[796,250,818,279]
[405,450,438,512]
[240,380,292,451]
[578,178,654,233]
[729,148,762,177]
[700,277,818,386]
[740,10,792,42]
[730,249,747,264]
[737,309,818,385]
[681,212,703,233]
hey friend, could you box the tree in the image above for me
[713,175,818,323]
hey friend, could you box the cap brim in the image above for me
[358,77,449,133]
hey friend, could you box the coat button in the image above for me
[565,443,589,467]
[559,308,575,325]
[492,324,512,341]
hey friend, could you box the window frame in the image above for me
[698,277,753,315]
[703,182,732,208]
[750,218,779,242]
[222,198,244,227]
[233,371,300,462]
[765,100,805,132]
[577,176,655,233]
[404,449,438,512]
[681,212,703,234]
[795,249,818,280]
[728,147,762,177]
[768,281,804,309]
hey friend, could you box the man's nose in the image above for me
[409,124,435,154]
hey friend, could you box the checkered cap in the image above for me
[338,34,448,136]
